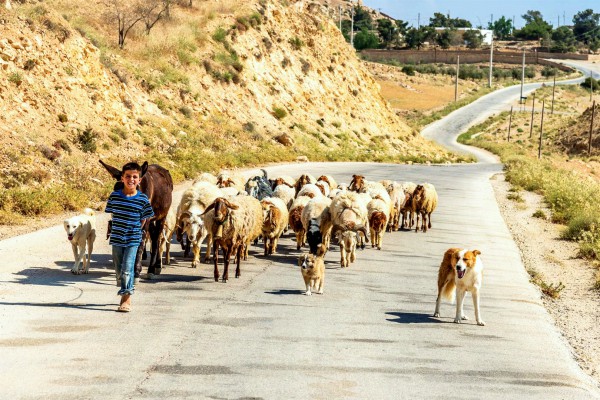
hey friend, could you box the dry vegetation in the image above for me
[459,83,600,281]
[0,0,458,226]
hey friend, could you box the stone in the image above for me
[274,132,294,146]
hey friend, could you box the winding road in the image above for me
[1,62,600,399]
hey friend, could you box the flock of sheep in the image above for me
[159,170,438,282]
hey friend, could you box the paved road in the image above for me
[2,63,600,399]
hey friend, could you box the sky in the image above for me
[360,0,598,29]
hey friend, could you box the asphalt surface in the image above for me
[2,63,600,399]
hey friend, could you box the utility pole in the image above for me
[590,70,594,102]
[507,106,513,141]
[589,100,596,156]
[339,5,342,32]
[455,56,460,102]
[551,74,556,114]
[538,100,545,159]
[529,92,536,138]
[418,13,420,29]
[488,38,493,88]
[350,4,354,47]
[520,50,525,103]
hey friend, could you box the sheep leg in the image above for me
[222,245,233,283]
[213,241,220,282]
[428,212,433,230]
[204,234,213,264]
[235,244,242,279]
[422,212,428,233]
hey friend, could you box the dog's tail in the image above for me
[441,280,456,302]
[83,208,95,217]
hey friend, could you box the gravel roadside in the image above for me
[491,172,600,384]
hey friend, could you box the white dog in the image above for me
[64,208,96,275]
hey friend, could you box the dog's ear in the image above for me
[472,250,481,257]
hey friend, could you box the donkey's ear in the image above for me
[140,161,149,178]
[99,160,122,181]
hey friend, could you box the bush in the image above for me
[401,65,415,76]
[212,27,228,43]
[272,107,287,120]
[77,126,97,153]
[581,77,600,92]
[288,36,304,50]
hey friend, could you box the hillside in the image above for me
[559,102,600,155]
[0,0,454,221]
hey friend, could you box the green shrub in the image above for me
[288,36,304,50]
[272,107,287,120]
[212,27,228,43]
[401,65,415,76]
[77,126,97,153]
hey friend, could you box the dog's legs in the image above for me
[317,275,324,295]
[454,289,467,323]
[434,288,443,317]
[71,243,81,274]
[473,289,485,326]
[305,278,312,296]
[84,233,95,274]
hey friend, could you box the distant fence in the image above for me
[360,49,590,72]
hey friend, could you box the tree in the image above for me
[551,26,577,53]
[429,12,471,28]
[139,0,171,35]
[376,18,395,48]
[404,26,435,49]
[463,29,483,49]
[573,9,600,45]
[353,5,373,31]
[488,16,513,39]
[353,28,380,50]
[516,10,552,40]
[103,0,145,48]
[436,28,462,49]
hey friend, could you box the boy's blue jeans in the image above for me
[112,245,138,295]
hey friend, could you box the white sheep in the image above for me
[329,192,369,248]
[273,184,295,210]
[400,182,417,229]
[159,205,177,265]
[301,196,333,253]
[317,175,338,190]
[202,196,263,282]
[260,197,289,256]
[297,183,324,199]
[288,195,312,250]
[367,195,391,250]
[176,181,223,267]
[412,183,438,233]
[193,172,218,185]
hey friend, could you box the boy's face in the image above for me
[121,169,141,192]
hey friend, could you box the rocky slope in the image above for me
[0,0,450,218]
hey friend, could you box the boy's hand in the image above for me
[106,220,112,240]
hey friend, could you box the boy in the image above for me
[105,162,154,312]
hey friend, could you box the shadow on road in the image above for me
[13,267,113,287]
[386,311,444,324]
[0,300,117,312]
[264,289,305,296]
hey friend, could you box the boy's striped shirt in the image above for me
[105,190,154,247]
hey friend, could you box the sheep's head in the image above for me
[412,185,425,203]
[203,197,239,225]
[349,174,365,192]
[179,210,204,240]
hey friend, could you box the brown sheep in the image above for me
[202,196,263,282]
[412,183,438,233]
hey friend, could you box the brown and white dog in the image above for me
[63,208,96,275]
[434,248,485,326]
[298,244,326,295]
